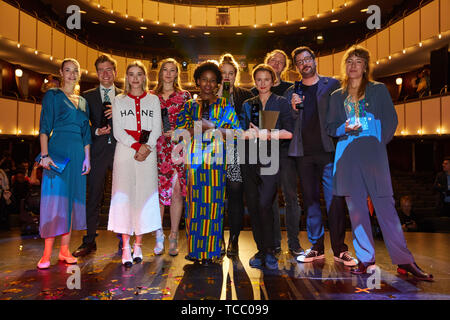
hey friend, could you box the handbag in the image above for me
[35,153,70,174]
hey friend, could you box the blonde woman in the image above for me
[326,46,433,281]
[152,58,191,256]
[108,61,162,267]
[37,58,91,269]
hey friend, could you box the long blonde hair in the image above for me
[154,58,183,95]
[219,53,241,85]
[340,45,372,100]
[123,60,148,95]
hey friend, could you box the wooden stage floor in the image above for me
[0,230,448,300]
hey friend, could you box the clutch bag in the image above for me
[35,153,70,174]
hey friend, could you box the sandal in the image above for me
[168,231,179,256]
[154,229,165,255]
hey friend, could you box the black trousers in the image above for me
[226,179,245,238]
[83,150,114,244]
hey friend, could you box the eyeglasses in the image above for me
[295,56,313,66]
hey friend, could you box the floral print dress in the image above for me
[154,90,191,206]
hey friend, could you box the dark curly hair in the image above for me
[193,60,222,86]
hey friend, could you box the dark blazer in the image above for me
[82,86,123,160]
[284,75,341,157]
[231,86,254,116]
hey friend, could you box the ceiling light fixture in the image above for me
[108,20,116,24]
[331,19,338,23]
[236,32,243,35]
[92,21,99,24]
[140,26,147,30]
[268,30,275,33]
[204,32,210,35]
[300,26,307,30]
[172,30,179,33]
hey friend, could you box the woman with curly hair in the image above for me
[176,60,241,264]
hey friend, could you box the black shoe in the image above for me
[72,242,96,257]
[226,235,239,257]
[397,263,434,281]
[249,252,265,268]
[350,261,376,275]
[289,246,304,257]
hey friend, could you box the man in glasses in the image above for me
[284,46,358,266]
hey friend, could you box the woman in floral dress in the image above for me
[152,58,191,256]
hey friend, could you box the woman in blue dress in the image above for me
[37,58,92,269]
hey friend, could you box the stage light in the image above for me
[15,68,23,78]
[396,77,403,85]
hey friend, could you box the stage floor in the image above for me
[0,230,448,300]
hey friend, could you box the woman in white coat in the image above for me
[108,61,162,267]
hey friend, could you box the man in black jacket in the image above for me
[73,55,123,257]
[284,46,357,265]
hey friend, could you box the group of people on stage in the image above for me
[36,44,433,281]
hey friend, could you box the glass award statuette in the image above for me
[102,101,112,144]
[251,100,261,127]
[222,81,231,101]
[201,99,210,120]
[294,81,304,110]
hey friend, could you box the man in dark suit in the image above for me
[284,46,357,266]
[73,55,122,257]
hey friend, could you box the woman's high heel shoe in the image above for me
[154,229,165,255]
[132,243,143,263]
[37,257,51,269]
[168,231,179,256]
[58,253,77,264]
[122,246,133,268]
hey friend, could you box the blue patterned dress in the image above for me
[176,97,241,260]
[39,88,92,238]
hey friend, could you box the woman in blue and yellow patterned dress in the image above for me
[175,61,241,264]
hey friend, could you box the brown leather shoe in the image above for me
[72,242,96,257]
[397,263,434,281]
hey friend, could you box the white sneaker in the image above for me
[296,248,325,263]
[334,251,358,266]
[154,229,165,255]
